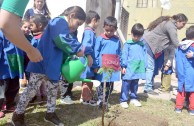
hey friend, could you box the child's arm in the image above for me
[81,30,95,67]
[54,34,83,57]
[121,43,129,69]
[93,37,102,70]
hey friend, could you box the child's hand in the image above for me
[87,55,93,67]
[186,50,194,58]
[76,50,84,57]
[94,68,99,73]
[122,68,126,74]
[164,65,169,71]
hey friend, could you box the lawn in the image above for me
[0,88,194,126]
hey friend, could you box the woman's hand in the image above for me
[186,50,194,58]
[26,47,43,62]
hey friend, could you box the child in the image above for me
[80,10,100,106]
[28,14,48,104]
[11,6,86,126]
[175,25,194,116]
[19,19,32,88]
[59,31,79,105]
[0,30,24,118]
[120,23,146,108]
[159,46,175,93]
[24,0,51,20]
[94,16,121,110]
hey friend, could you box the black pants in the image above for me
[0,76,20,108]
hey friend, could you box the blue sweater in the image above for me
[176,42,194,92]
[27,17,82,82]
[121,40,146,80]
[80,27,96,78]
[93,34,122,82]
[0,30,24,79]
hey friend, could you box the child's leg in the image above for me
[129,79,139,99]
[15,73,45,114]
[0,79,7,116]
[59,80,68,99]
[105,82,114,102]
[65,83,73,97]
[81,82,93,101]
[175,87,186,109]
[5,76,20,109]
[120,80,130,103]
[40,81,47,96]
[189,92,194,111]
[46,81,59,113]
[161,74,171,92]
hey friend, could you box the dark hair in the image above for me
[33,0,51,18]
[60,6,86,21]
[104,16,117,29]
[131,23,144,36]
[147,16,171,31]
[172,13,188,22]
[147,13,188,31]
[85,10,100,24]
[30,14,48,30]
[186,25,194,40]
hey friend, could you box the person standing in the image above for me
[24,0,51,20]
[11,6,86,126]
[143,13,188,95]
[80,10,100,106]
[120,23,146,108]
[175,25,194,115]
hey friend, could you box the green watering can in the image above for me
[61,56,100,87]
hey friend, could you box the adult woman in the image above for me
[0,0,43,62]
[24,0,51,20]
[143,13,188,94]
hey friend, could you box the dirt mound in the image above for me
[103,108,168,126]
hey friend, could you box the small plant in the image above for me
[97,67,115,126]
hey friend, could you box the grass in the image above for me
[1,88,194,126]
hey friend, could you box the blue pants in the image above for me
[120,79,139,102]
[144,52,155,91]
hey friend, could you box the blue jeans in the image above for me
[120,79,139,102]
[144,52,155,91]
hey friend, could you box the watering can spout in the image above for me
[61,56,100,87]
[79,78,100,87]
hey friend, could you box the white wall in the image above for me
[25,0,87,41]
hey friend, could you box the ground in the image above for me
[1,73,194,126]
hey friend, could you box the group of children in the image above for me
[0,3,193,126]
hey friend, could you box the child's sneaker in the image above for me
[175,108,182,113]
[130,99,141,107]
[189,110,194,116]
[82,100,97,106]
[44,112,64,126]
[120,102,129,109]
[60,95,73,105]
[79,98,83,103]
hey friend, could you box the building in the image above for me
[122,0,194,40]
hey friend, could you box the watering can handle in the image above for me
[64,56,88,67]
